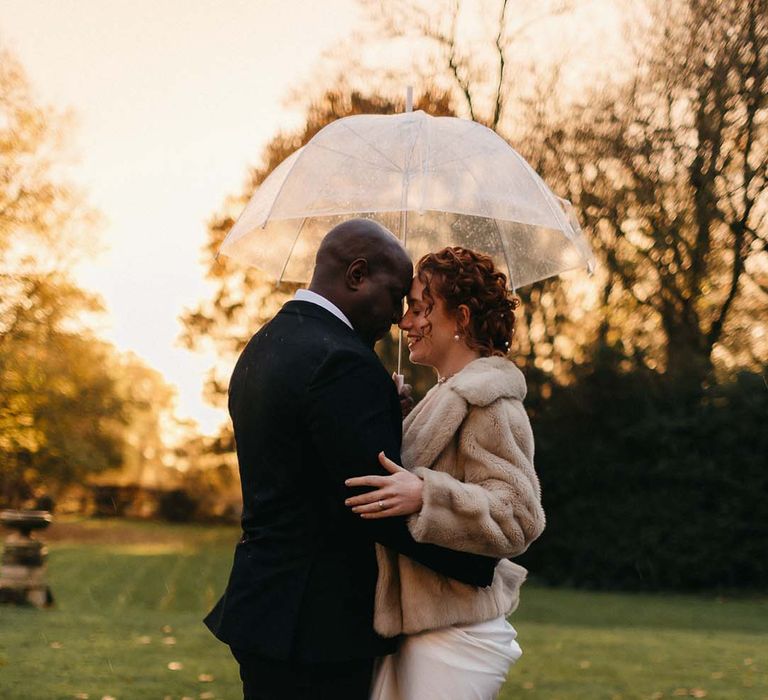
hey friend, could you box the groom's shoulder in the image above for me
[273,304,389,380]
[241,301,374,366]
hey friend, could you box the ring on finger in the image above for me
[378,500,385,511]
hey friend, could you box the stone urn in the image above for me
[0,509,54,607]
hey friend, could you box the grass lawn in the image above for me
[0,518,765,700]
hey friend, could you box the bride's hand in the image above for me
[344,452,423,518]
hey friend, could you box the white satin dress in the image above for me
[369,615,522,700]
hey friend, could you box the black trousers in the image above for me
[231,648,375,700]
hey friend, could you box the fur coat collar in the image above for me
[402,356,526,470]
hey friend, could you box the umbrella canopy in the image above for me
[219,110,594,290]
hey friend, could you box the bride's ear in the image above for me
[456,304,471,334]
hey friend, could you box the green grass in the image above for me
[0,519,765,700]
[1,519,240,700]
[502,588,767,700]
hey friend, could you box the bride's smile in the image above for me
[399,274,479,381]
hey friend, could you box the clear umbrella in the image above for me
[219,110,595,291]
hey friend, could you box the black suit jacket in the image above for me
[204,300,496,663]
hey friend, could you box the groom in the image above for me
[204,219,496,699]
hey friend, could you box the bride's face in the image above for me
[399,276,457,368]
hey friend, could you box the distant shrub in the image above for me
[154,465,240,523]
[518,368,768,591]
[92,485,140,518]
[178,464,240,523]
[156,489,199,522]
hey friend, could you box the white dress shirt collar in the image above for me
[294,289,353,330]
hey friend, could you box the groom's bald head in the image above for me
[309,219,412,346]
[313,219,409,278]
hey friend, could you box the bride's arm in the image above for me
[408,400,545,558]
[345,399,545,558]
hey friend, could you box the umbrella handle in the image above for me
[397,82,412,379]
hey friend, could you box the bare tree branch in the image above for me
[491,0,509,130]
[444,0,477,121]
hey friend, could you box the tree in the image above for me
[0,275,128,504]
[0,48,175,506]
[358,0,576,131]
[107,352,177,488]
[544,0,768,387]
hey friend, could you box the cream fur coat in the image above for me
[374,356,546,637]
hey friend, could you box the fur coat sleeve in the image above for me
[404,357,545,559]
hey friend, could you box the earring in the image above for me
[454,332,461,341]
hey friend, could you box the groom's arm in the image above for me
[306,349,497,587]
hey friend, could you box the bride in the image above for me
[345,246,546,700]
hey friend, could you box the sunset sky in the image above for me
[1,0,364,434]
[1,0,623,435]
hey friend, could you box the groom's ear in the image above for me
[345,258,368,290]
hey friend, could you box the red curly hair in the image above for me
[416,247,519,357]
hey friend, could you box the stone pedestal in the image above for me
[0,509,54,608]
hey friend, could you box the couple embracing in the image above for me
[204,219,546,700]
